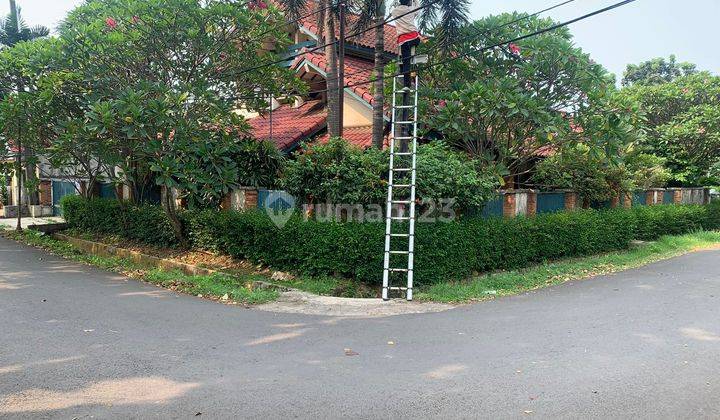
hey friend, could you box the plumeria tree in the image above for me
[622,55,697,87]
[422,13,633,187]
[351,0,470,148]
[0,0,49,230]
[619,72,720,185]
[54,0,301,243]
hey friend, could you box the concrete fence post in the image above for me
[564,191,578,211]
[666,188,682,204]
[622,192,632,208]
[221,187,259,211]
[502,191,516,218]
[645,188,664,206]
[39,180,52,206]
[526,190,537,216]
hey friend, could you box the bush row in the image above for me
[62,196,720,286]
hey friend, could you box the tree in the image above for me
[0,0,48,231]
[0,0,48,47]
[279,0,341,137]
[351,0,470,148]
[533,143,632,208]
[55,0,300,243]
[619,72,720,185]
[622,55,697,87]
[423,13,626,186]
[283,138,497,212]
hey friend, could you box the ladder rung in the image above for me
[390,184,413,188]
[394,90,416,94]
[395,121,415,124]
[392,137,416,141]
[387,268,412,272]
[388,287,409,291]
[388,233,412,237]
[390,216,413,220]
[392,168,413,172]
[390,200,411,204]
[394,105,415,109]
[391,152,413,156]
[388,250,412,254]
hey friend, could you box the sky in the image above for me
[1,0,718,80]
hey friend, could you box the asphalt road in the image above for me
[1,236,719,419]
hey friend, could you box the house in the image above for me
[1,5,401,217]
[247,2,399,152]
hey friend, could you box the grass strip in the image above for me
[416,231,720,303]
[2,230,279,305]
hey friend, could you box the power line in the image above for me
[233,0,631,102]
[425,0,638,72]
[256,3,334,40]
[232,0,442,78]
[335,0,578,87]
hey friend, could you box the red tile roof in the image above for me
[274,0,399,54]
[317,125,391,149]
[248,100,327,151]
[293,49,375,105]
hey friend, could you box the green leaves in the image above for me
[422,13,617,183]
[282,138,498,211]
[618,72,720,185]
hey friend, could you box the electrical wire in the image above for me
[231,0,442,77]
[232,0,637,102]
[334,0,578,88]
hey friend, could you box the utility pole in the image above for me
[337,2,346,138]
[15,124,22,232]
[269,93,274,142]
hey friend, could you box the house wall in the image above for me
[343,92,372,128]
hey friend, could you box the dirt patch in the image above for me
[256,290,455,318]
[65,230,265,275]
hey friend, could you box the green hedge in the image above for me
[62,196,720,286]
[60,196,177,247]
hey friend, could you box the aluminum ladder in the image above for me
[382,72,419,301]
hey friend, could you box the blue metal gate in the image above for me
[52,181,77,216]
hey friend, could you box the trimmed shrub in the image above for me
[705,200,720,231]
[62,196,718,286]
[630,204,708,241]
[61,195,177,247]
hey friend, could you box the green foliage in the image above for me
[631,204,711,241]
[622,55,697,87]
[534,143,632,205]
[422,13,629,183]
[236,138,285,190]
[619,73,720,185]
[26,0,304,240]
[419,231,720,302]
[625,150,671,189]
[61,195,177,247]
[415,141,498,209]
[282,138,498,210]
[63,197,719,287]
[282,138,388,205]
[0,0,49,48]
[705,199,720,231]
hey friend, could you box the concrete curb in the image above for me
[53,233,218,277]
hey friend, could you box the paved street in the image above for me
[1,236,719,419]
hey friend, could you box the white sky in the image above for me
[2,0,719,80]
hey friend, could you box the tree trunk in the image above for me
[14,138,22,232]
[371,1,386,149]
[161,186,186,247]
[323,0,340,138]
